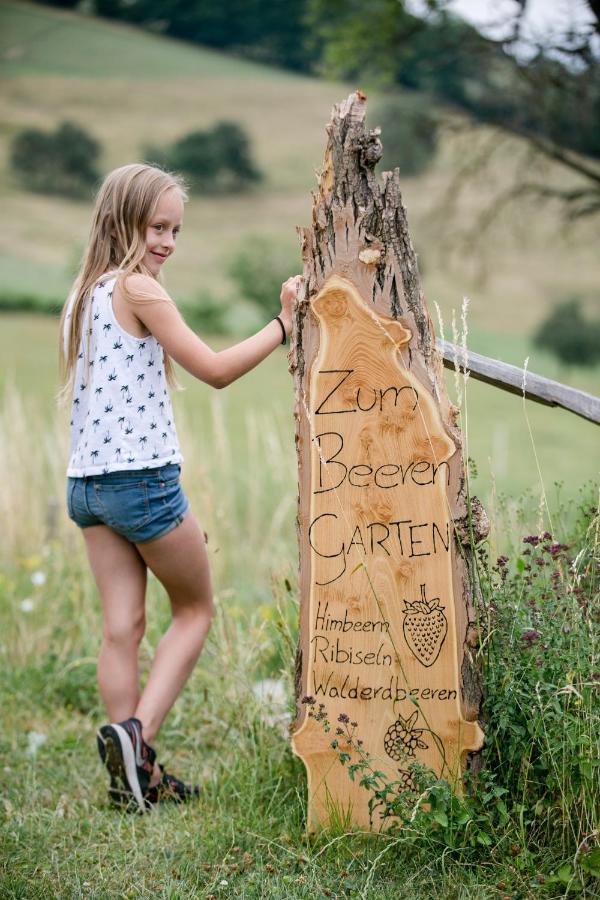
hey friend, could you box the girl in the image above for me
[57,162,300,813]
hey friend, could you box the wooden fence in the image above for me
[438,340,600,425]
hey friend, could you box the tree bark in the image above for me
[289,91,486,831]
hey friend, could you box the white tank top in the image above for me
[64,275,184,477]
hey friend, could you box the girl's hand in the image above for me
[279,275,303,335]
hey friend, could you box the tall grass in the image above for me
[1,375,598,897]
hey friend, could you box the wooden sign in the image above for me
[290,93,485,831]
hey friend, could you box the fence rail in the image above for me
[438,340,600,426]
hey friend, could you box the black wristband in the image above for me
[274,315,287,346]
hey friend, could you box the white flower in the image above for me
[27,731,47,756]
[219,880,228,886]
[20,598,35,613]
[253,678,292,734]
[253,677,287,706]
[31,571,46,586]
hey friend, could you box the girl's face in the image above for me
[143,187,184,276]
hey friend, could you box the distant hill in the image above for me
[1,0,598,346]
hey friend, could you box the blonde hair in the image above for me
[56,163,188,409]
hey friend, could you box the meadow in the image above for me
[1,2,599,897]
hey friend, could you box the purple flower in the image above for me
[521,629,541,646]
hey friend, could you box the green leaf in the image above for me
[580,848,600,878]
[476,831,492,847]
[557,863,573,884]
[433,811,448,827]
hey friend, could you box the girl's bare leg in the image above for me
[82,526,148,721]
[133,509,214,744]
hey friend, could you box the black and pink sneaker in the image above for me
[96,717,156,813]
[145,763,201,806]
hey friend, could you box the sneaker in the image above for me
[96,716,156,813]
[144,763,201,805]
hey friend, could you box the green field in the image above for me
[1,6,599,896]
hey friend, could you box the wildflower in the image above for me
[549,542,569,558]
[301,695,316,706]
[27,731,47,756]
[338,713,350,724]
[520,629,541,646]
[31,571,46,586]
[523,535,540,546]
[20,598,34,613]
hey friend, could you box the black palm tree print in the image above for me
[113,338,123,350]
[99,355,108,367]
[103,323,112,334]
[137,405,146,416]
[103,432,112,445]
[126,354,134,366]
[104,403,113,414]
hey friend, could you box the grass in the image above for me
[0,378,598,898]
[1,6,599,894]
[1,310,598,519]
[1,1,599,337]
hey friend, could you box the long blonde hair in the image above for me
[56,163,188,409]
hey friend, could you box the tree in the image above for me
[533,298,600,367]
[10,120,101,199]
[144,121,262,193]
[307,0,600,219]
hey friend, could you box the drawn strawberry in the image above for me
[402,583,448,667]
[384,710,429,760]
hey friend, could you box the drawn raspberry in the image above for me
[402,583,448,667]
[383,710,429,760]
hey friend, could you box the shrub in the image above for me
[228,236,299,316]
[371,91,439,177]
[144,121,261,194]
[10,120,101,199]
[533,298,600,367]
[0,290,63,315]
[180,291,230,335]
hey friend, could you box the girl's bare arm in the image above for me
[123,273,300,389]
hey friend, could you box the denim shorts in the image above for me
[66,463,190,543]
